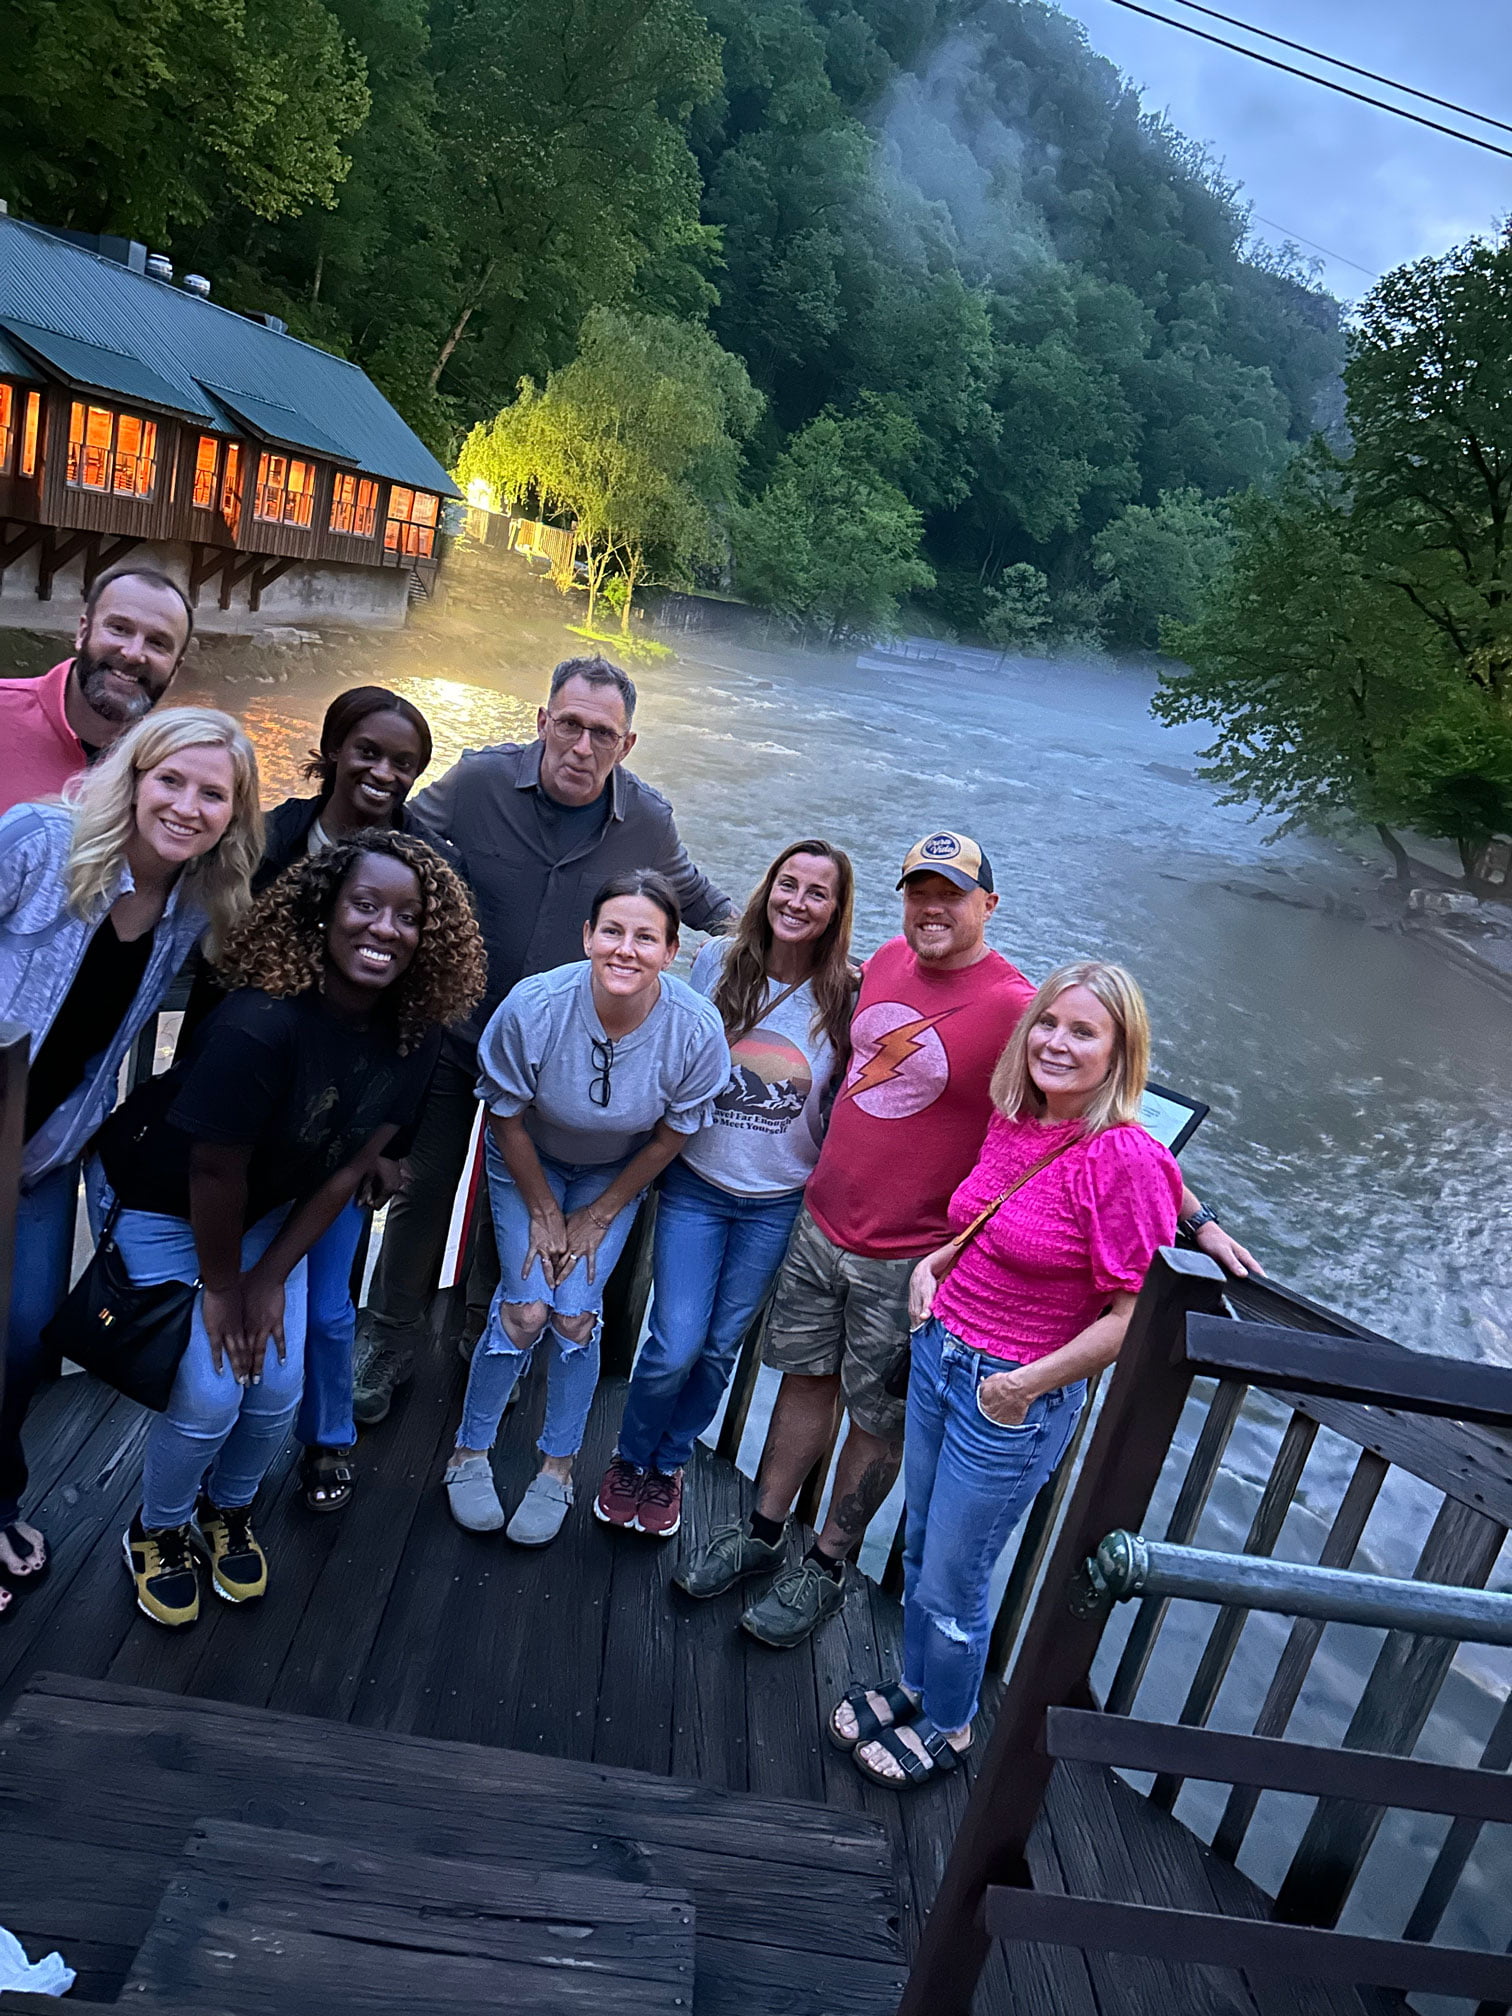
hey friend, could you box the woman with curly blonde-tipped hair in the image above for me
[98,829,484,1629]
[829,961,1190,1791]
[0,705,261,1616]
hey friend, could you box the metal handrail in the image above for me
[1074,1530,1512,1646]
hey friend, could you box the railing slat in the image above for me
[1148,1409,1319,1810]
[1402,1685,1512,1943]
[1211,1447,1389,1862]
[1103,1376,1247,1716]
[1273,1494,1509,1928]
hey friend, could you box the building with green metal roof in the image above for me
[0,211,460,633]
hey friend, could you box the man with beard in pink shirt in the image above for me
[0,568,193,814]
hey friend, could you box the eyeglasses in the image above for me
[589,1036,616,1108]
[546,711,624,756]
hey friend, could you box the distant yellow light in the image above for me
[467,477,497,512]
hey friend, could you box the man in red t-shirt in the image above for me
[677,827,1248,1649]
[0,568,192,816]
[675,828,1032,1641]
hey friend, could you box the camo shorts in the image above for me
[761,1208,914,1439]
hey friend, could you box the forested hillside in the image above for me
[0,0,1343,639]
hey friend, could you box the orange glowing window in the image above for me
[254,452,316,528]
[330,472,380,538]
[20,391,41,477]
[384,485,439,558]
[66,401,157,496]
[220,441,243,528]
[191,435,220,509]
[0,385,13,473]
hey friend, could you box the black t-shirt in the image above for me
[25,917,155,1142]
[533,782,609,859]
[101,987,440,1226]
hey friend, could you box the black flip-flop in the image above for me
[0,1523,49,1591]
[828,1682,918,1752]
[853,1716,970,1790]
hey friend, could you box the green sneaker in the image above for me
[673,1519,784,1599]
[740,1555,846,1648]
[352,1337,413,1426]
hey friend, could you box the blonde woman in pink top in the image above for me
[830,961,1182,1789]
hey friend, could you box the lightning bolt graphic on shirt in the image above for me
[841,1009,959,1101]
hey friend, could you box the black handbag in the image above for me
[42,1203,198,1412]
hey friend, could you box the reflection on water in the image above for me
[181,614,1511,1968]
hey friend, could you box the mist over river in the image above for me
[163,580,1510,1967]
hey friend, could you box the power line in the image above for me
[1105,0,1512,163]
[1161,0,1512,140]
[1251,216,1380,281]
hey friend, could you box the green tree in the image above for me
[0,0,369,238]
[734,410,934,639]
[1094,487,1234,648]
[983,564,1052,652]
[457,309,761,627]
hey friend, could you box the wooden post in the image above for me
[896,1247,1229,2016]
[0,1024,29,1417]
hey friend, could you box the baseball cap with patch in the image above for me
[897,830,994,894]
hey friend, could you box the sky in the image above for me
[1055,0,1511,302]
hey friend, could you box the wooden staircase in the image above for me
[0,1673,905,2015]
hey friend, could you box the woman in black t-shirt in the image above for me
[102,830,484,1629]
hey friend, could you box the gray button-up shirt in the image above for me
[407,738,734,1045]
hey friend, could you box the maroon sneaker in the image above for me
[636,1468,683,1539]
[594,1456,644,1529]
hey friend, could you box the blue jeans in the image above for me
[0,1159,80,1525]
[456,1137,642,1461]
[617,1160,803,1475]
[902,1316,1084,1732]
[294,1198,366,1449]
[120,1208,308,1529]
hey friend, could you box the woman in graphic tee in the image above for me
[102,831,484,1629]
[444,869,730,1549]
[830,962,1182,1789]
[595,840,857,1541]
[0,706,262,1617]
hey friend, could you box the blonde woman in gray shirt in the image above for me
[445,870,730,1546]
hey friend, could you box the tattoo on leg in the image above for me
[831,1453,900,1542]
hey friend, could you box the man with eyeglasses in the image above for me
[352,655,735,1424]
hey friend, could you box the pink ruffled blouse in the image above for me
[933,1111,1182,1363]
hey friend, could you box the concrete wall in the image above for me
[0,538,416,635]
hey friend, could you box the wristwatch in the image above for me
[1179,1204,1220,1240]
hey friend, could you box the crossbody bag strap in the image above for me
[726,973,809,1049]
[937,1134,1083,1280]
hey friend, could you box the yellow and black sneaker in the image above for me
[124,1511,201,1629]
[193,1494,268,1604]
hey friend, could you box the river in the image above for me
[170,566,1512,1970]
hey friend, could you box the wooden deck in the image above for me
[0,1308,1395,2015]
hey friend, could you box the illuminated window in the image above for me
[221,442,242,528]
[253,452,316,528]
[191,435,220,509]
[384,486,439,558]
[0,385,12,472]
[330,472,380,539]
[66,401,157,497]
[20,392,41,477]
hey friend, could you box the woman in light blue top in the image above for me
[444,869,730,1548]
[0,707,262,1611]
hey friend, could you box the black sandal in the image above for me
[0,1523,50,1591]
[853,1716,970,1790]
[300,1447,355,1514]
[828,1682,918,1752]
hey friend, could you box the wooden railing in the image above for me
[894,1248,1512,2014]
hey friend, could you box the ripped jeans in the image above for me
[901,1316,1084,1732]
[456,1135,642,1461]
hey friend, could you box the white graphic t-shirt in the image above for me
[679,938,839,1198]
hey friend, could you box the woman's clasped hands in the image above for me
[202,1270,287,1386]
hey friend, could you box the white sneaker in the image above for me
[506,1471,573,1547]
[445,1454,505,1532]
